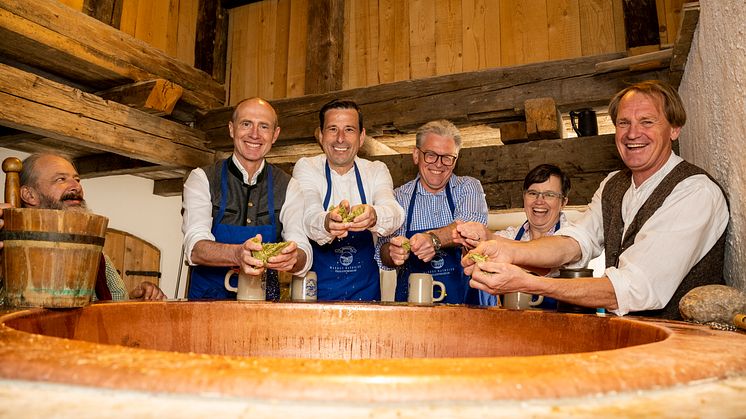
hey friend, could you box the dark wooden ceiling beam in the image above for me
[198,53,669,149]
[0,0,225,113]
[0,63,214,169]
[73,153,166,178]
[195,0,228,84]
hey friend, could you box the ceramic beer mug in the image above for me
[407,273,446,305]
[224,269,266,301]
[502,292,544,310]
[291,271,317,302]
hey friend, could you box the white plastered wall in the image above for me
[678,0,746,290]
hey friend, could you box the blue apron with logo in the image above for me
[395,180,477,304]
[312,162,380,301]
[188,160,280,301]
[478,220,560,307]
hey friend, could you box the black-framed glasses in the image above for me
[417,148,458,167]
[524,190,564,202]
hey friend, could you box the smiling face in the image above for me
[523,175,567,238]
[614,91,681,186]
[21,155,87,211]
[319,108,365,174]
[228,98,280,174]
[414,133,458,194]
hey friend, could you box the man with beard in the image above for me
[376,120,488,304]
[2,153,165,301]
[462,80,729,319]
[182,97,311,300]
[292,99,404,301]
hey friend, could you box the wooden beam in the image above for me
[96,79,184,116]
[73,153,166,178]
[0,0,224,111]
[153,178,186,197]
[199,53,669,148]
[82,0,123,28]
[195,0,228,84]
[0,63,214,169]
[669,2,700,86]
[304,0,344,94]
[622,0,661,49]
[595,48,673,73]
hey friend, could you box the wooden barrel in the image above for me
[1,208,109,308]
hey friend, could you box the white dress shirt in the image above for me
[557,153,729,316]
[292,154,405,245]
[181,155,312,276]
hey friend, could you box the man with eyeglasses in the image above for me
[292,99,404,301]
[376,120,488,304]
[462,80,728,319]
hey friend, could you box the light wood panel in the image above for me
[409,0,436,78]
[461,0,501,71]
[176,0,198,66]
[579,0,618,55]
[435,0,462,75]
[286,0,308,97]
[344,0,380,88]
[547,0,582,60]
[499,0,549,66]
[378,0,410,83]
[273,0,290,98]
[58,0,84,11]
[104,229,161,296]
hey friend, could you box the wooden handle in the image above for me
[3,157,22,208]
[734,314,746,331]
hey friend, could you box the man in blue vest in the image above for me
[292,100,404,301]
[463,80,729,319]
[182,97,312,300]
[376,120,488,304]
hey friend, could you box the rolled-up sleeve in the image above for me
[279,178,313,276]
[181,168,215,266]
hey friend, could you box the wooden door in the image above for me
[104,229,161,296]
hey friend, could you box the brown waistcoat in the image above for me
[601,161,726,319]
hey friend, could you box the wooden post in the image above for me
[524,98,563,140]
[195,0,228,84]
[2,157,22,207]
[305,0,344,94]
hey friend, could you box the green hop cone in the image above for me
[251,240,291,265]
[469,253,488,262]
[401,239,411,252]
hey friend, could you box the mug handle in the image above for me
[569,111,580,136]
[224,269,239,293]
[432,280,446,302]
[529,294,544,307]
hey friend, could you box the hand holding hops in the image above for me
[250,237,291,265]
[328,203,365,222]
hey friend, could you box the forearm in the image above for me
[190,240,240,267]
[379,242,398,268]
[528,276,619,310]
[291,249,308,273]
[428,222,459,248]
[510,235,582,268]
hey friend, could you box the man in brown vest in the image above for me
[462,80,728,319]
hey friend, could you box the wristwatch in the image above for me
[427,231,441,252]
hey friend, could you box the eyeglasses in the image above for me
[524,190,564,202]
[417,148,458,167]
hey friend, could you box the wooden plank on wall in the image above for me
[612,0,626,52]
[435,0,462,75]
[378,0,410,83]
[622,0,660,49]
[579,0,617,55]
[547,0,582,60]
[273,0,290,98]
[499,0,549,66]
[176,0,198,66]
[119,0,138,36]
[286,0,307,97]
[660,0,685,45]
[462,0,501,71]
[257,0,278,99]
[409,0,436,78]
[305,0,344,94]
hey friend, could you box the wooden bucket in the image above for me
[1,208,109,308]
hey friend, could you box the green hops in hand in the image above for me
[250,238,291,265]
[468,253,488,262]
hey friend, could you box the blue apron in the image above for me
[188,160,280,301]
[478,219,561,307]
[395,179,478,304]
[312,162,380,301]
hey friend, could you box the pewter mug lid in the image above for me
[558,268,594,278]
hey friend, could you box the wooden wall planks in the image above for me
[220,0,683,101]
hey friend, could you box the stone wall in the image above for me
[679,0,746,290]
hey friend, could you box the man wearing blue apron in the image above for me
[376,120,488,304]
[292,100,404,301]
[182,98,312,300]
